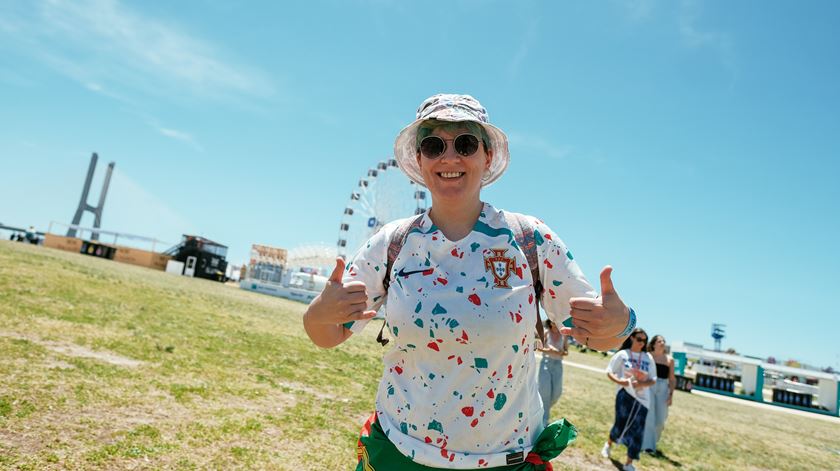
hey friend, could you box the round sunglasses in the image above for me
[419,134,482,159]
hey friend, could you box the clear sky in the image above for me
[1,0,838,370]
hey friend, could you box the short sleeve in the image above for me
[607,350,625,375]
[531,218,597,327]
[342,222,392,334]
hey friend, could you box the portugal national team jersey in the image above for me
[344,203,597,469]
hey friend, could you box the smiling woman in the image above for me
[302,93,637,470]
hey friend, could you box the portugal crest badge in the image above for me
[484,248,515,288]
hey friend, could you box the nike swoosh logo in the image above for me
[396,267,434,277]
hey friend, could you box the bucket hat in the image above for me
[393,94,510,187]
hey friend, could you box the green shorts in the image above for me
[356,413,577,471]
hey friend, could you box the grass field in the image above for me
[1,240,838,470]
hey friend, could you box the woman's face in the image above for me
[630,333,648,352]
[653,337,666,354]
[416,126,492,204]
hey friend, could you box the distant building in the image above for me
[165,235,229,282]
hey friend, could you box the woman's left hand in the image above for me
[560,266,629,349]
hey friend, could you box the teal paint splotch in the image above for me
[470,242,480,252]
[415,301,422,313]
[408,223,438,237]
[428,420,444,434]
[400,422,408,434]
[392,326,399,336]
[474,358,488,369]
[565,250,574,260]
[447,318,460,329]
[473,220,515,246]
[414,318,424,328]
[432,303,447,315]
[493,393,507,411]
[552,280,562,286]
[534,230,545,246]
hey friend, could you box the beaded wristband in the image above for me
[616,307,636,338]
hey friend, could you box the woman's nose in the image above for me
[439,144,460,161]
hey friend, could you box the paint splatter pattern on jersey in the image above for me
[345,203,596,468]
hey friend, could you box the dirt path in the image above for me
[0,331,144,367]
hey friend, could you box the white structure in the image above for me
[165,260,185,275]
[672,341,839,417]
[241,272,327,304]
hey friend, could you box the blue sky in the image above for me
[1,0,838,369]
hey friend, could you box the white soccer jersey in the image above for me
[344,203,597,468]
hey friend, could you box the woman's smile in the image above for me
[437,171,465,179]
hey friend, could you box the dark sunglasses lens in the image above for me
[420,137,445,158]
[454,134,480,156]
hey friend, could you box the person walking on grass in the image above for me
[601,328,656,471]
[303,93,638,470]
[537,318,568,426]
[641,335,676,455]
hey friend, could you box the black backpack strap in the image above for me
[503,212,545,345]
[376,213,425,346]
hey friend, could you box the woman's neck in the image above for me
[428,198,484,241]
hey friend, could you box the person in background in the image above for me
[537,318,568,425]
[601,328,656,471]
[641,335,676,455]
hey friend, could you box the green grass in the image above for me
[1,240,838,470]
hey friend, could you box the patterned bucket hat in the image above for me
[393,94,510,188]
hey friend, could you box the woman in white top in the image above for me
[601,328,656,471]
[303,94,636,470]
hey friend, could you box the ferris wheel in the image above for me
[337,158,428,259]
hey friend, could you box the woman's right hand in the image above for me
[305,258,377,326]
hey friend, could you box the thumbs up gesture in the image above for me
[560,266,631,349]
[305,257,377,326]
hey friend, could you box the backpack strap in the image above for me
[503,212,546,346]
[383,213,426,292]
[376,213,425,346]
